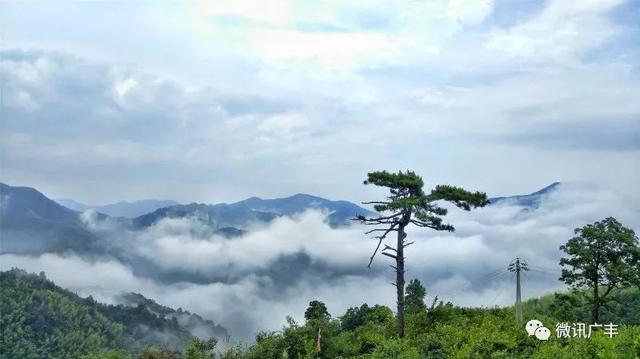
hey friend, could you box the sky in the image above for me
[1,0,639,205]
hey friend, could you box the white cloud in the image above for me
[448,0,494,25]
[0,2,638,210]
[194,0,293,27]
[2,45,639,206]
[182,0,497,69]
[114,77,138,99]
[257,112,310,142]
[5,183,637,339]
[486,0,623,61]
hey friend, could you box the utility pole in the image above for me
[508,257,529,324]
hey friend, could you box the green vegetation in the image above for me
[3,272,640,359]
[405,279,428,315]
[0,269,200,358]
[86,288,640,359]
[1,270,126,358]
[559,217,640,323]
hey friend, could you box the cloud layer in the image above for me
[2,183,638,340]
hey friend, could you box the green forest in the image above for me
[2,268,639,359]
[0,268,195,358]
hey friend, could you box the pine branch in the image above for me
[355,212,403,225]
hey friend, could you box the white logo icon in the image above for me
[525,319,550,341]
[534,326,551,341]
[525,319,543,336]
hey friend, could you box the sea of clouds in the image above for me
[1,183,638,341]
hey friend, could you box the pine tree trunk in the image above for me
[396,225,405,338]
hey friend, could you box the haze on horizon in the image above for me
[1,0,639,205]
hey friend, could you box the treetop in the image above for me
[362,170,488,214]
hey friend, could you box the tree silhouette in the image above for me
[304,300,330,323]
[355,170,487,337]
[559,217,640,323]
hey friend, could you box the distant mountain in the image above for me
[133,193,377,229]
[488,182,561,208]
[2,180,560,249]
[132,202,278,230]
[1,182,376,257]
[0,183,101,253]
[231,193,378,226]
[0,269,228,357]
[55,198,179,218]
[55,198,91,211]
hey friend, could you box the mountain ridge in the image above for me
[0,182,380,256]
[488,182,561,207]
[55,198,180,218]
[1,181,563,256]
[0,182,102,253]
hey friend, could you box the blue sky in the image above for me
[1,0,639,204]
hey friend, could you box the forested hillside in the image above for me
[3,268,638,358]
[213,287,640,359]
[0,269,226,358]
[1,270,126,358]
[85,291,640,358]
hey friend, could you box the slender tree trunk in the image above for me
[396,225,405,338]
[592,283,599,323]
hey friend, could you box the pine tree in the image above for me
[355,170,487,337]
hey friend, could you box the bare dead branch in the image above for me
[365,223,399,268]
[367,237,385,269]
[365,228,398,235]
[382,252,398,260]
[383,245,397,253]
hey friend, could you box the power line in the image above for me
[486,271,512,308]
[528,264,557,270]
[485,269,511,282]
